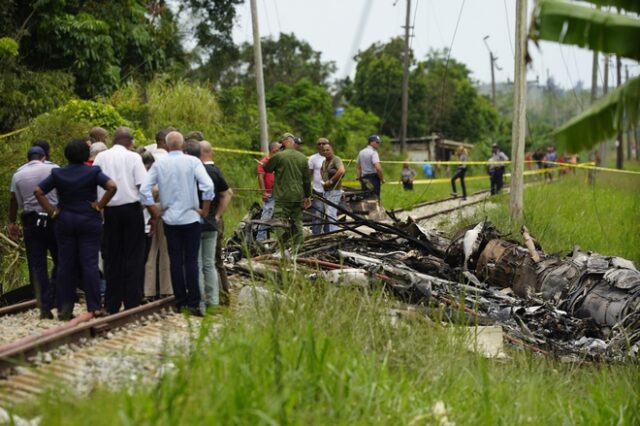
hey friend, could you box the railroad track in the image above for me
[0,191,503,407]
[0,308,204,407]
[0,297,185,405]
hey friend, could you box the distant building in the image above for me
[390,133,473,162]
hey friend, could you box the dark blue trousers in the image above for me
[102,203,145,314]
[22,212,57,312]
[55,211,103,313]
[361,174,381,198]
[490,168,505,195]
[164,222,201,309]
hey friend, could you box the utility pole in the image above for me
[616,55,623,169]
[625,65,632,160]
[600,55,609,165]
[483,36,500,107]
[509,0,527,222]
[590,51,598,103]
[400,0,411,155]
[250,0,269,153]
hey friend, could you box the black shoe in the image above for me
[92,309,108,318]
[183,306,204,317]
[450,192,458,197]
[58,311,75,321]
[40,310,54,320]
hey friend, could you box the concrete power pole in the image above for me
[509,0,527,222]
[616,55,623,169]
[600,55,609,164]
[400,0,411,155]
[483,36,499,107]
[250,0,269,153]
[590,51,598,103]
[625,65,632,160]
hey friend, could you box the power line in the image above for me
[503,0,514,57]
[343,0,374,79]
[434,0,466,131]
[271,0,282,34]
[261,0,272,35]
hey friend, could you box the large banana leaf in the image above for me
[553,76,640,152]
[531,0,640,60]
[578,0,640,15]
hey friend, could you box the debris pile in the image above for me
[227,198,640,361]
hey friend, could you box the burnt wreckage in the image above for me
[228,194,640,361]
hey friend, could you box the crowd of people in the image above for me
[255,132,381,251]
[9,127,234,320]
[12,124,577,321]
[9,128,386,320]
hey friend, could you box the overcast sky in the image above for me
[231,0,638,89]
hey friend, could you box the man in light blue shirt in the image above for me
[140,131,214,314]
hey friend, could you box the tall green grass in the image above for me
[454,170,640,264]
[19,280,640,425]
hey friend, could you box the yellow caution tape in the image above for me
[214,146,265,156]
[0,127,28,140]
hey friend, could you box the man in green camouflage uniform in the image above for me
[263,132,311,253]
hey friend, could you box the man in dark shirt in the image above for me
[198,140,233,307]
[263,132,311,254]
[9,146,59,319]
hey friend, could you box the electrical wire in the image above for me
[433,0,466,131]
[271,0,282,34]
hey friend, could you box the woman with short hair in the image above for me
[35,139,117,320]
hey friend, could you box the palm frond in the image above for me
[553,76,640,152]
[531,0,640,60]
[578,0,640,15]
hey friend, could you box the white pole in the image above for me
[509,0,527,222]
[250,0,269,153]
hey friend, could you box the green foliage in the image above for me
[7,0,185,98]
[22,278,640,424]
[329,106,379,159]
[352,38,405,137]
[145,78,224,143]
[553,77,640,153]
[353,42,500,143]
[267,79,334,143]
[0,68,75,133]
[42,12,120,97]
[0,36,18,57]
[531,0,640,61]
[531,0,640,151]
[106,82,149,129]
[234,33,336,88]
[458,172,640,264]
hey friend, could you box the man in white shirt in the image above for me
[93,126,147,314]
[308,138,327,235]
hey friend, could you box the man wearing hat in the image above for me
[8,145,60,319]
[263,132,312,253]
[488,143,509,195]
[356,135,385,198]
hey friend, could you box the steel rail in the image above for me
[0,299,37,317]
[0,296,176,377]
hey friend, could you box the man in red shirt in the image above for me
[256,141,281,241]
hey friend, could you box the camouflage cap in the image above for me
[280,132,295,142]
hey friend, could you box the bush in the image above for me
[0,99,141,223]
[145,78,223,141]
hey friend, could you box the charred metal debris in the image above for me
[226,195,640,361]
